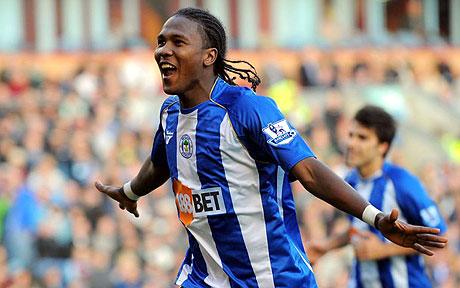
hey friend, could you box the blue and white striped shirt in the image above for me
[346,163,447,288]
[151,78,318,288]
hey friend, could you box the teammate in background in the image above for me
[309,105,447,288]
[94,8,447,288]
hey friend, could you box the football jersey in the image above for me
[345,163,447,288]
[150,78,318,288]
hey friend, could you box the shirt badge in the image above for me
[262,119,297,146]
[179,134,193,158]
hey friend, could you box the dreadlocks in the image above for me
[174,7,261,91]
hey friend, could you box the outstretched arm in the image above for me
[95,157,170,217]
[291,157,447,256]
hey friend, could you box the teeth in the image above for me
[161,63,175,70]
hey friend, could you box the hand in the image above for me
[352,230,386,261]
[305,241,329,265]
[376,209,447,256]
[95,181,139,217]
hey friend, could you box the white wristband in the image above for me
[362,205,382,227]
[122,181,140,201]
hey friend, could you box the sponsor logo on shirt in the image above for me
[262,119,297,146]
[179,134,193,158]
[173,179,226,226]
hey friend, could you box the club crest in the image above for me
[179,134,193,158]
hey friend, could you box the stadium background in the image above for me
[0,0,459,287]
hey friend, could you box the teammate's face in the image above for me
[154,15,209,95]
[345,121,388,169]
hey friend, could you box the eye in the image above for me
[174,39,185,46]
[157,38,166,47]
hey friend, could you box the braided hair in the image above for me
[174,7,261,91]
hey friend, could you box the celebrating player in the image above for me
[95,8,447,288]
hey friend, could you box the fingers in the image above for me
[417,233,448,243]
[389,209,399,222]
[119,203,139,218]
[417,240,447,248]
[408,226,441,235]
[94,181,106,193]
[96,181,138,217]
[413,243,434,256]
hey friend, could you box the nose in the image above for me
[346,135,357,151]
[154,43,173,61]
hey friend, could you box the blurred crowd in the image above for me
[0,48,459,287]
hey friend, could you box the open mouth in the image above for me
[159,62,177,79]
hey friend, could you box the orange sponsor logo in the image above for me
[173,179,194,226]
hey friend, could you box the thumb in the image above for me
[94,181,106,193]
[389,208,399,223]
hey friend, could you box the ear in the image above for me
[378,142,389,156]
[203,48,218,67]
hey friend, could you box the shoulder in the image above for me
[345,169,360,186]
[384,163,423,194]
[160,95,180,113]
[214,85,277,114]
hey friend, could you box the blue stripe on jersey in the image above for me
[195,106,258,288]
[182,232,212,288]
[377,259,395,288]
[164,104,179,180]
[280,172,305,252]
[406,255,432,288]
[355,261,363,288]
[368,176,386,238]
[257,162,317,288]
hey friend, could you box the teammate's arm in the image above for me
[352,231,416,261]
[291,157,447,256]
[95,157,170,217]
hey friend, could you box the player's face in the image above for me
[345,121,387,169]
[154,15,208,95]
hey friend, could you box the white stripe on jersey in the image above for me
[176,263,192,285]
[351,180,381,288]
[352,181,374,231]
[360,261,382,288]
[176,111,231,287]
[382,181,409,288]
[276,167,285,219]
[219,114,275,288]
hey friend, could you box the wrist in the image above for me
[362,205,383,228]
[122,181,140,201]
[374,213,385,229]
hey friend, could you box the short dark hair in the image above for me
[173,7,261,91]
[354,105,397,156]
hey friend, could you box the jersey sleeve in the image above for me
[394,172,447,234]
[150,122,168,167]
[231,93,315,172]
[150,98,175,168]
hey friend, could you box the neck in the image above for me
[179,75,218,109]
[358,157,384,179]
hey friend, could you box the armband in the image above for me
[122,181,140,201]
[362,205,382,228]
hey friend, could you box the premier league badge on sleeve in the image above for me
[262,119,297,146]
